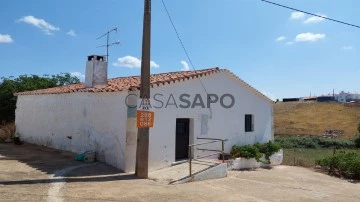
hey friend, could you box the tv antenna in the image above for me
[96,27,120,61]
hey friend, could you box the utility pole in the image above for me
[135,0,151,178]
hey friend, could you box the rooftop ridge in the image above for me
[15,67,220,96]
[221,69,274,103]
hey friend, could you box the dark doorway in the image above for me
[175,118,190,161]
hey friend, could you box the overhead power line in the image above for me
[161,0,210,94]
[161,0,213,117]
[261,0,360,29]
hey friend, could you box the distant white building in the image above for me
[15,55,274,172]
[335,91,360,103]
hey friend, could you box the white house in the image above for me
[15,55,274,172]
[335,91,360,103]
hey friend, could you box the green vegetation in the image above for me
[275,136,356,149]
[355,136,360,148]
[282,149,360,168]
[0,74,80,121]
[316,151,360,180]
[231,145,262,161]
[231,141,281,163]
[255,141,282,163]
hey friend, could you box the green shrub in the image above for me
[316,151,360,180]
[275,136,356,149]
[255,141,281,163]
[231,141,282,163]
[230,145,262,162]
[355,136,360,148]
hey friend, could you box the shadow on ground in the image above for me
[0,173,138,186]
[0,142,124,177]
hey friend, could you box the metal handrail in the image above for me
[188,137,227,177]
[189,140,220,147]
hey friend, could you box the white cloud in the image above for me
[17,15,60,35]
[181,61,190,71]
[66,29,76,37]
[113,55,159,68]
[303,14,326,24]
[276,36,286,42]
[286,41,294,46]
[290,12,305,20]
[295,32,325,42]
[70,72,85,81]
[341,46,353,50]
[0,34,13,43]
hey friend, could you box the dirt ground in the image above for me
[274,102,360,137]
[1,143,360,202]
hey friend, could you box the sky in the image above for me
[0,0,359,100]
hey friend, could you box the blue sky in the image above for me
[0,0,359,100]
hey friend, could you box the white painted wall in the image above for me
[16,71,273,172]
[15,92,128,170]
[126,71,273,171]
[335,92,360,103]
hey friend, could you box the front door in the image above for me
[175,118,190,160]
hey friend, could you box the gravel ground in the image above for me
[1,143,360,202]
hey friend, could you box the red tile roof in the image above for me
[15,68,221,95]
[14,67,273,103]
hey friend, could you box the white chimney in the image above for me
[85,55,108,88]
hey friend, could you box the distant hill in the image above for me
[274,102,360,138]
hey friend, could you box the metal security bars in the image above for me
[188,137,227,177]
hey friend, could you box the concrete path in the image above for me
[149,159,219,184]
[1,143,360,202]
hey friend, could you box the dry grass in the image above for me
[274,102,360,138]
[0,122,15,142]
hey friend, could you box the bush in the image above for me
[355,136,360,148]
[231,141,282,163]
[230,145,262,162]
[0,122,15,142]
[255,141,281,163]
[275,136,356,149]
[316,151,360,179]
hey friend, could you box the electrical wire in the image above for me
[261,0,360,29]
[161,0,213,117]
[161,0,210,95]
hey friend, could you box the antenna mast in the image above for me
[96,27,120,61]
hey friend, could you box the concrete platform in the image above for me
[2,143,360,201]
[149,159,226,184]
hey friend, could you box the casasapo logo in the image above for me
[126,93,235,109]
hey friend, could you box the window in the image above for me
[245,114,254,132]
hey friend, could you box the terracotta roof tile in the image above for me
[15,67,220,96]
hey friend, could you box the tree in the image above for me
[0,73,80,121]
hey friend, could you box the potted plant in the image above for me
[230,145,262,170]
[255,141,282,167]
